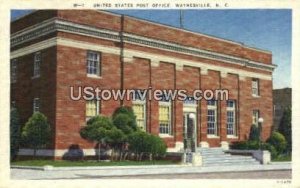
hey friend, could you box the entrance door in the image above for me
[183,113,196,152]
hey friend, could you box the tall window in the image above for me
[11,59,17,83]
[159,100,172,135]
[252,110,260,126]
[132,102,146,131]
[87,51,100,76]
[207,100,217,135]
[226,100,236,136]
[252,78,259,96]
[33,98,40,113]
[33,52,41,77]
[86,100,99,120]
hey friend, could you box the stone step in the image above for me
[202,161,261,166]
[203,156,256,162]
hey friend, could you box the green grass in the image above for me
[11,160,178,167]
[272,155,292,162]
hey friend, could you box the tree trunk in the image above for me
[33,146,37,159]
[98,143,101,161]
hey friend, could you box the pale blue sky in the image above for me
[12,9,291,89]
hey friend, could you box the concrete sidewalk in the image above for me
[11,162,291,179]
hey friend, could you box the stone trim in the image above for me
[11,37,273,80]
[11,18,276,72]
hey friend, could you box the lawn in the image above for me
[11,160,178,167]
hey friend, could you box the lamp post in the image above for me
[258,117,264,150]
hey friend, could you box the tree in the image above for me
[112,106,137,131]
[128,131,148,160]
[21,112,51,157]
[80,116,113,160]
[249,124,260,141]
[10,108,21,161]
[278,107,292,153]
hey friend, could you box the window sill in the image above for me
[227,135,238,139]
[159,134,173,138]
[87,74,102,79]
[207,135,220,139]
[252,95,261,98]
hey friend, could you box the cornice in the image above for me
[11,18,276,72]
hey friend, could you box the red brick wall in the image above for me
[11,10,274,153]
[11,46,57,149]
[55,45,121,149]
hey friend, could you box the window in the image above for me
[132,102,146,131]
[207,100,217,135]
[11,59,17,83]
[252,78,259,96]
[252,110,260,126]
[87,51,100,76]
[86,100,99,120]
[226,100,236,136]
[159,101,172,135]
[33,52,41,77]
[33,98,40,113]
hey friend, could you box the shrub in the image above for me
[10,108,21,161]
[266,131,287,154]
[261,143,277,159]
[21,112,51,157]
[230,140,259,150]
[249,124,260,141]
[128,131,148,157]
[128,132,166,160]
[145,134,167,159]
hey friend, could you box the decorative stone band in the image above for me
[11,37,273,81]
[11,18,276,72]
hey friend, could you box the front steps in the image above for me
[197,148,261,166]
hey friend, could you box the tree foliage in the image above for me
[278,107,292,153]
[128,131,167,160]
[21,112,51,156]
[249,124,260,141]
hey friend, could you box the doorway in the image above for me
[183,112,196,152]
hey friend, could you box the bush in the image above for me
[266,131,287,155]
[21,112,51,157]
[230,140,259,150]
[10,108,21,161]
[128,131,148,156]
[249,124,260,141]
[128,132,166,160]
[145,134,167,159]
[261,143,277,159]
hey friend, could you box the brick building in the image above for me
[273,88,291,130]
[10,10,276,159]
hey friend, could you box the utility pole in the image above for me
[180,10,184,29]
